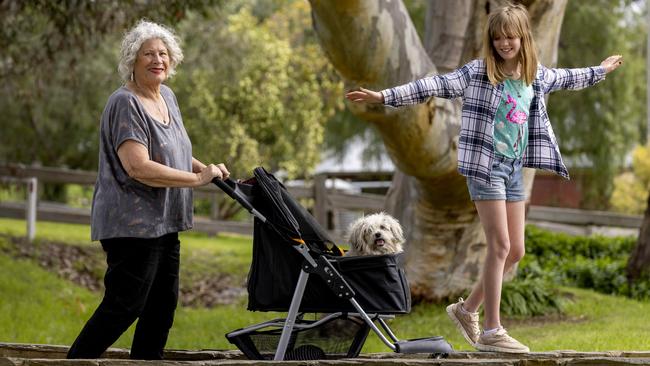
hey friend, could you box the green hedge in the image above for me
[518,226,649,300]
[501,226,650,317]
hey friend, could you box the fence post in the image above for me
[313,173,328,229]
[25,177,37,242]
[211,193,220,220]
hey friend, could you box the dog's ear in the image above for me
[347,218,365,250]
[388,216,405,244]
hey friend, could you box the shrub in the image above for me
[611,144,650,214]
[520,225,650,300]
[501,276,566,317]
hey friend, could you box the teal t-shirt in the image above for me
[493,78,533,158]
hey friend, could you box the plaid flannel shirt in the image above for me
[381,59,606,184]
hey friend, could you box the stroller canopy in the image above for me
[249,167,336,251]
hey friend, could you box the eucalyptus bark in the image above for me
[310,0,567,301]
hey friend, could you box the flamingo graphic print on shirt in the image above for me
[493,78,533,158]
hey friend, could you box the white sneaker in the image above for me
[475,327,529,353]
[446,297,480,346]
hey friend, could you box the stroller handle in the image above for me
[212,177,266,222]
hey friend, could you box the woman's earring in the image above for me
[130,72,134,82]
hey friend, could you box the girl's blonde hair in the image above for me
[482,3,537,85]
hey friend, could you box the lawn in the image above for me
[1,218,650,353]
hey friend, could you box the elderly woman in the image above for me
[67,20,229,360]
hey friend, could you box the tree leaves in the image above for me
[548,0,646,209]
[171,3,343,179]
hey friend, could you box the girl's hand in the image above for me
[600,55,623,74]
[345,87,384,104]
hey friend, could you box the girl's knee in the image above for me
[488,239,511,260]
[507,246,525,264]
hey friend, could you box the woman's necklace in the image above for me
[152,96,168,124]
[132,81,169,124]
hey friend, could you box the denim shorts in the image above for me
[466,156,526,201]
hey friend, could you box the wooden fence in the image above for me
[0,164,388,239]
[0,163,643,240]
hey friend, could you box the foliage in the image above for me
[323,109,389,169]
[501,276,565,317]
[524,225,636,260]
[0,1,342,178]
[0,0,219,169]
[171,2,343,179]
[401,0,427,40]
[520,225,650,299]
[611,143,650,214]
[1,0,343,209]
[547,0,646,209]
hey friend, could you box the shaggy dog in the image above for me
[345,212,405,256]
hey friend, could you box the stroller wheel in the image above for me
[284,344,326,360]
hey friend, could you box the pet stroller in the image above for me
[216,167,453,360]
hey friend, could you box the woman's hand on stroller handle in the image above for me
[197,163,230,186]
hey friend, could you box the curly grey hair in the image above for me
[118,20,184,83]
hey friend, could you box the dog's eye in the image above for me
[380,225,386,230]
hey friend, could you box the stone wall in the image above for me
[2,342,650,365]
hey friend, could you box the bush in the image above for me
[611,144,650,214]
[524,225,636,260]
[501,276,566,317]
[519,225,650,300]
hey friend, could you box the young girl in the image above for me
[346,3,622,353]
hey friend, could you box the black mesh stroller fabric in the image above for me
[244,167,411,314]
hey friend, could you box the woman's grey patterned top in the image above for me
[91,85,193,241]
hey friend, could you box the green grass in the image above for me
[178,231,252,279]
[2,218,650,352]
[362,288,650,352]
[0,218,93,245]
[0,247,275,349]
[0,252,97,345]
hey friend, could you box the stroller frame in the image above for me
[215,173,452,360]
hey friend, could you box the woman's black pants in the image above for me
[67,232,180,360]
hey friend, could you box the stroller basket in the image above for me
[248,216,411,313]
[226,314,370,360]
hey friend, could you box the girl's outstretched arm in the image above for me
[346,59,478,107]
[540,54,623,94]
[346,87,384,104]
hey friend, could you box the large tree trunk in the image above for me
[627,193,650,281]
[309,0,567,301]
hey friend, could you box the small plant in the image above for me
[502,276,566,317]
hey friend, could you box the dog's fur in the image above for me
[345,212,404,256]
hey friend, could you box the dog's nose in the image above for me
[374,232,381,238]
